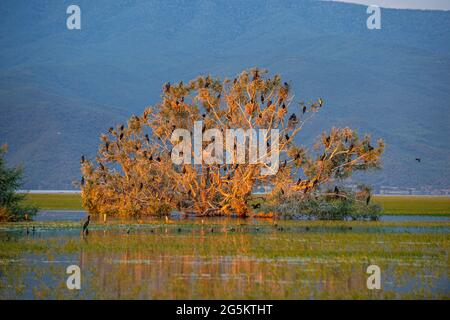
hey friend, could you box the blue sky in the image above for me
[326,0,450,10]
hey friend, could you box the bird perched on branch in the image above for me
[251,203,261,209]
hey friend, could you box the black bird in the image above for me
[251,203,261,209]
[302,106,307,114]
[366,194,371,205]
[415,158,421,163]
[145,134,150,142]
[289,113,297,122]
[164,82,171,92]
[119,124,124,131]
[156,156,161,162]
[285,134,290,141]
[105,141,110,151]
[108,127,114,133]
[81,177,85,186]
[334,186,339,195]
[281,103,286,109]
[149,155,153,161]
[261,95,265,104]
[119,132,124,140]
[82,215,90,236]
[296,178,302,185]
[80,155,85,163]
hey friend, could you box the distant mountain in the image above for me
[1,0,449,190]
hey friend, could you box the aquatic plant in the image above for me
[261,186,382,220]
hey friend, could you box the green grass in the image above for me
[19,193,450,215]
[22,193,82,210]
[373,196,450,215]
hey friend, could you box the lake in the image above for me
[0,211,448,299]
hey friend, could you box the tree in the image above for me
[0,144,37,221]
[81,68,384,218]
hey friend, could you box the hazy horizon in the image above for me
[325,0,450,10]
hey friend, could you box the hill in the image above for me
[1,0,449,190]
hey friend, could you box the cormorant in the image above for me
[251,203,261,209]
[82,215,90,236]
[289,113,297,122]
[80,155,85,163]
[415,158,421,163]
[302,106,307,114]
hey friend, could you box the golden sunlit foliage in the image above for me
[80,68,384,218]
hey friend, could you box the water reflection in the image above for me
[0,229,448,299]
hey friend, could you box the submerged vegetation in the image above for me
[0,145,37,222]
[80,68,383,219]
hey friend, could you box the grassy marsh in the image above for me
[0,219,448,299]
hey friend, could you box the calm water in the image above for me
[0,210,448,299]
[33,210,450,222]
